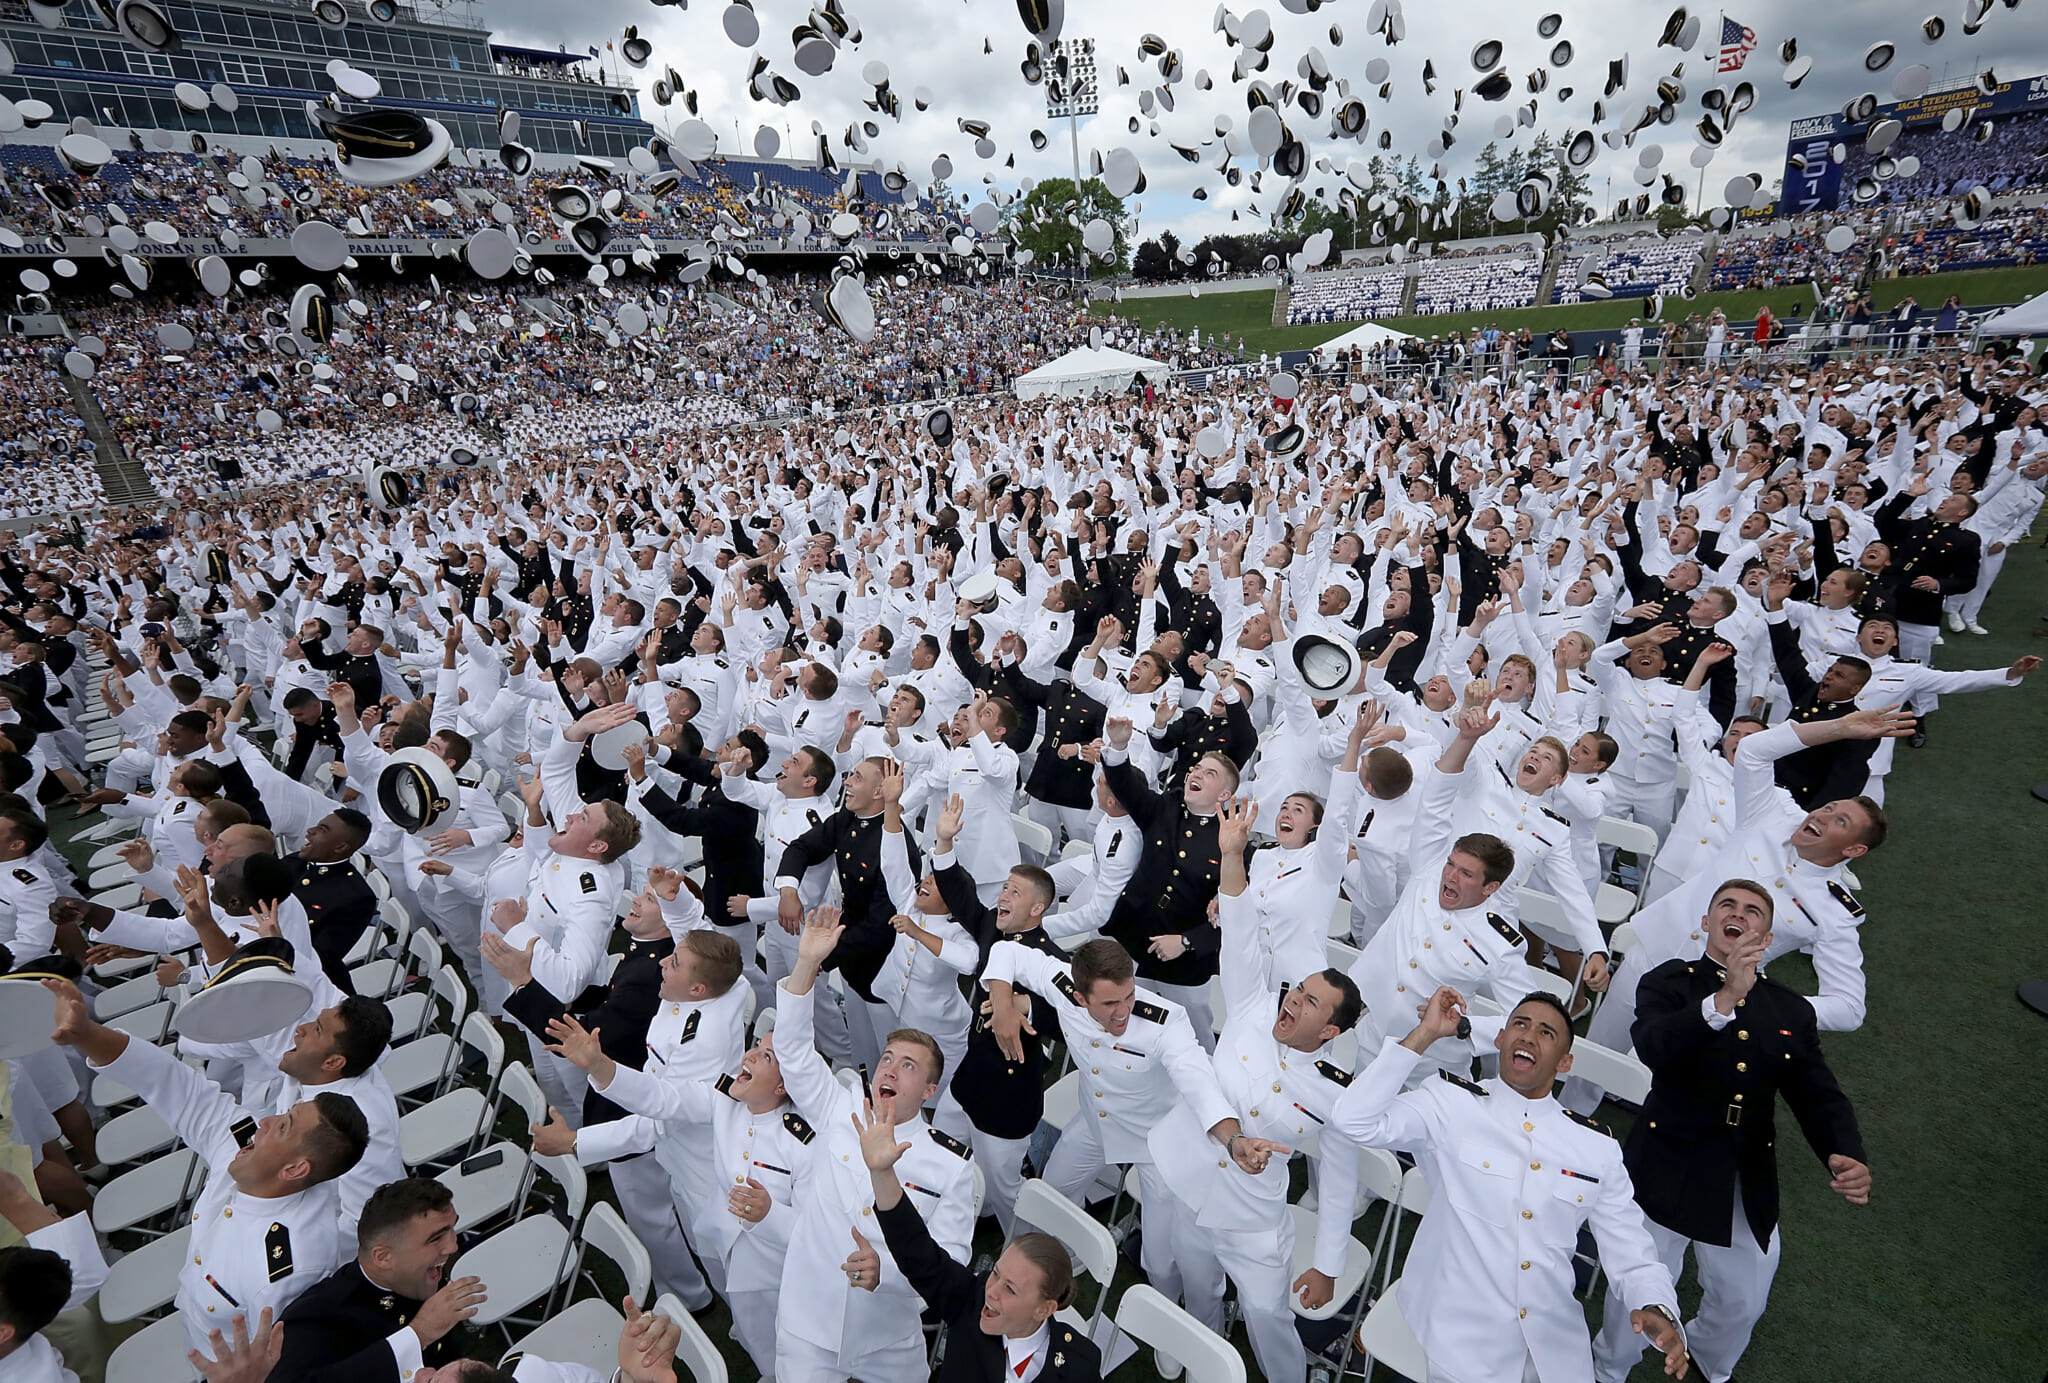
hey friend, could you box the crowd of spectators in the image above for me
[0,345,106,516]
[1410,247,1545,315]
[1840,107,2048,205]
[1709,210,1887,291]
[1880,204,2048,276]
[1553,234,1705,304]
[2,267,1091,513]
[1284,263,1408,324]
[0,144,946,250]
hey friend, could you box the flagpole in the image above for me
[1699,11,1723,215]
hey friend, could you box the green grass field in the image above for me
[1094,265,2048,358]
[56,528,2048,1383]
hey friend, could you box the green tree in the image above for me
[1006,177,1129,278]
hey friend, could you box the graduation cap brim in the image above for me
[0,966,76,1058]
[323,112,451,188]
[1292,633,1362,695]
[174,949,313,1045]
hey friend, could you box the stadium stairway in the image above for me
[60,374,160,507]
[1536,242,1565,309]
[1271,279,1291,327]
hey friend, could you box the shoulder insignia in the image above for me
[1827,881,1864,918]
[1563,1108,1614,1137]
[1438,1069,1490,1097]
[1104,828,1122,859]
[229,1117,258,1149]
[1488,913,1523,946]
[806,809,824,828]
[714,1073,738,1098]
[1315,1060,1354,1087]
[1131,999,1169,1025]
[781,1110,816,1144]
[680,1010,701,1043]
[1586,776,1601,785]
[265,1222,294,1282]
[929,1127,972,1159]
[579,872,598,895]
[1538,805,1570,826]
[1052,971,1079,1004]
[11,867,36,885]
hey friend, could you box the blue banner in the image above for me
[1777,71,2048,212]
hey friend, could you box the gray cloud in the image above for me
[476,0,2048,242]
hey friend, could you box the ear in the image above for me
[277,1154,315,1186]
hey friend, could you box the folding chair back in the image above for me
[654,1293,731,1383]
[1014,1179,1119,1329]
[1110,1284,1245,1383]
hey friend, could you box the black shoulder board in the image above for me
[1538,805,1571,826]
[1488,913,1523,946]
[929,1127,972,1159]
[1315,1060,1354,1087]
[265,1221,294,1282]
[579,872,598,895]
[714,658,728,669]
[229,1117,258,1149]
[1564,1108,1614,1137]
[714,1073,738,1098]
[11,867,35,885]
[1827,881,1864,918]
[782,1111,816,1144]
[1052,971,1079,1004]
[680,1009,701,1043]
[806,809,823,828]
[1104,828,1122,859]
[1438,1069,1489,1097]
[1130,999,1169,1025]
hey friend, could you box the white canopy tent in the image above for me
[1312,320,1418,358]
[1014,344,1173,400]
[1972,291,2048,337]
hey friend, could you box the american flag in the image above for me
[1718,16,1758,72]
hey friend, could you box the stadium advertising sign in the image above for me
[1778,72,2048,212]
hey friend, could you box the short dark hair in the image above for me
[1513,991,1575,1043]
[1071,939,1135,995]
[170,709,211,739]
[733,728,770,776]
[799,745,836,794]
[1008,864,1055,912]
[1710,878,1775,921]
[333,995,394,1077]
[180,761,224,797]
[282,687,319,712]
[1316,968,1365,1033]
[304,1091,371,1183]
[356,1177,455,1249]
[885,1027,946,1088]
[0,805,48,854]
[434,728,473,769]
[329,807,373,850]
[1452,832,1516,886]
[1363,747,1413,798]
[1848,796,1887,850]
[0,1245,72,1342]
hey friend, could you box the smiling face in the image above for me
[1791,798,1875,864]
[548,802,614,859]
[1182,754,1232,812]
[279,1005,346,1084]
[727,1034,787,1107]
[1700,883,1773,966]
[370,1205,461,1302]
[226,1101,320,1191]
[1493,999,1574,1096]
[1080,975,1137,1037]
[1274,793,1321,847]
[979,1246,1059,1337]
[993,870,1046,933]
[1515,742,1567,795]
[871,1037,941,1123]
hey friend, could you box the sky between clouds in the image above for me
[474,0,2048,244]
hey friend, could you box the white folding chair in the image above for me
[93,1148,203,1238]
[1565,1038,1652,1106]
[94,972,167,1021]
[450,1151,588,1335]
[1353,1280,1428,1382]
[99,1223,192,1323]
[1596,815,1663,912]
[95,1105,177,1167]
[1010,811,1055,860]
[398,1012,506,1167]
[435,1061,546,1232]
[653,1293,730,1383]
[1287,1200,1373,1323]
[391,961,469,1053]
[1013,1179,1119,1333]
[105,1313,197,1383]
[106,999,176,1045]
[92,882,144,911]
[1107,1284,1245,1383]
[383,932,449,1033]
[501,1202,652,1372]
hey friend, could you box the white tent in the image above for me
[1312,320,1418,358]
[1973,291,2048,337]
[1015,344,1173,400]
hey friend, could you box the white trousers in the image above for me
[1044,1118,1172,1282]
[729,1288,780,1380]
[756,899,856,1065]
[775,1324,928,1383]
[1593,1182,1780,1383]
[1946,544,2008,624]
[1024,796,1095,862]
[1149,1182,1306,1383]
[1602,771,1677,844]
[611,1147,714,1308]
[931,1087,1030,1234]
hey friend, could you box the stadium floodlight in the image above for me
[1044,37,1097,196]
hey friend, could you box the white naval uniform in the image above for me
[1331,1039,1681,1383]
[1574,722,1868,1113]
[89,1036,347,1353]
[1588,646,1685,840]
[771,977,977,1383]
[0,857,58,960]
[1646,688,1737,902]
[263,1067,404,1248]
[589,1063,813,1377]
[1345,765,1547,1073]
[1144,888,1365,1383]
[895,730,1021,895]
[1240,764,1363,987]
[980,940,1235,1289]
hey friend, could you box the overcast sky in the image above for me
[474,0,2048,244]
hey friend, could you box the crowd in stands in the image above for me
[1553,235,1705,305]
[1410,248,1545,316]
[1709,210,1887,291]
[0,145,944,249]
[1284,264,1407,325]
[1840,107,2048,205]
[0,346,107,516]
[1881,204,2048,276]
